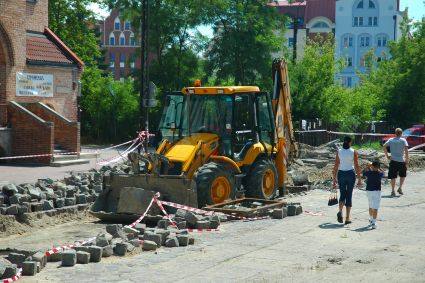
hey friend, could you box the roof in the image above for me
[305,0,335,22]
[26,28,84,69]
[182,86,261,95]
[270,0,335,25]
[268,1,307,7]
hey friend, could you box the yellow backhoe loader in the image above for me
[91,59,298,221]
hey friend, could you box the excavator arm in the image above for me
[271,59,299,188]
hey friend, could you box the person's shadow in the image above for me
[382,195,401,199]
[319,222,344,229]
[352,225,372,233]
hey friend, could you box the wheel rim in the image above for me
[262,169,275,197]
[211,176,231,204]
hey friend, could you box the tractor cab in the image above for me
[158,86,276,167]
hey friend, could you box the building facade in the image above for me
[270,0,336,60]
[335,0,403,87]
[98,9,141,81]
[0,0,83,162]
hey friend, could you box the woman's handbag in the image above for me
[328,192,338,206]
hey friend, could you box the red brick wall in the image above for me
[8,102,53,164]
[14,65,80,122]
[100,9,142,80]
[0,41,6,126]
[25,103,80,153]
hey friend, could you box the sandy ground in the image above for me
[0,170,422,283]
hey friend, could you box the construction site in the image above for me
[1,0,425,282]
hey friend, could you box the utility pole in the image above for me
[140,0,149,150]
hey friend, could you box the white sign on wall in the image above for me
[16,72,54,97]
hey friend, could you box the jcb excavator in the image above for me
[91,59,298,221]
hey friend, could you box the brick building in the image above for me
[270,0,336,60]
[0,0,84,164]
[98,9,142,81]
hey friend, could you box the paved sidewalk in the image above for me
[0,146,128,184]
[14,170,425,283]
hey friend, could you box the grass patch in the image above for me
[352,141,383,151]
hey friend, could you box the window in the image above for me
[114,17,120,30]
[130,32,136,46]
[343,35,353,47]
[109,53,115,68]
[357,0,363,8]
[125,21,131,30]
[360,56,366,67]
[130,56,135,69]
[360,35,370,47]
[346,57,353,67]
[347,77,352,87]
[377,35,388,47]
[354,17,359,26]
[288,38,295,47]
[359,17,364,26]
[120,54,126,68]
[368,17,373,26]
[257,94,274,145]
[312,21,330,28]
[119,33,125,45]
[373,17,378,26]
[109,33,115,45]
[369,0,376,8]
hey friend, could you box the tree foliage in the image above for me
[205,0,286,90]
[361,17,425,127]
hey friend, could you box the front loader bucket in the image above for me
[90,173,198,223]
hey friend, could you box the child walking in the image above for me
[363,161,384,229]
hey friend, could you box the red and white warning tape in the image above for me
[298,129,425,138]
[154,197,179,229]
[157,199,270,222]
[45,237,96,257]
[158,200,215,216]
[409,143,425,151]
[2,268,22,283]
[125,193,160,229]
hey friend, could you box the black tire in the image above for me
[193,162,236,208]
[245,158,278,200]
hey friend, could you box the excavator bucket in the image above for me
[90,173,198,222]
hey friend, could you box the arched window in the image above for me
[129,32,136,46]
[125,21,131,30]
[109,32,115,45]
[119,32,125,45]
[357,0,363,9]
[369,0,376,8]
[312,21,330,28]
[114,17,121,30]
[359,34,371,47]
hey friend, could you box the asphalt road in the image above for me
[13,170,425,283]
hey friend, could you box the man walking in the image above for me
[384,128,409,197]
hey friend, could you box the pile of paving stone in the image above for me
[0,215,200,279]
[0,171,103,218]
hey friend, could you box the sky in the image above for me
[89,0,425,36]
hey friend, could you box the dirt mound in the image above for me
[0,210,94,238]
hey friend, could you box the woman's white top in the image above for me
[338,148,355,171]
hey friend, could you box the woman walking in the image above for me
[332,136,362,224]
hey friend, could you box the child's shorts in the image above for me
[367,191,381,210]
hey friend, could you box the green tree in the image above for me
[362,17,425,127]
[289,37,339,121]
[205,0,286,90]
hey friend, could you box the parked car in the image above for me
[381,125,425,151]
